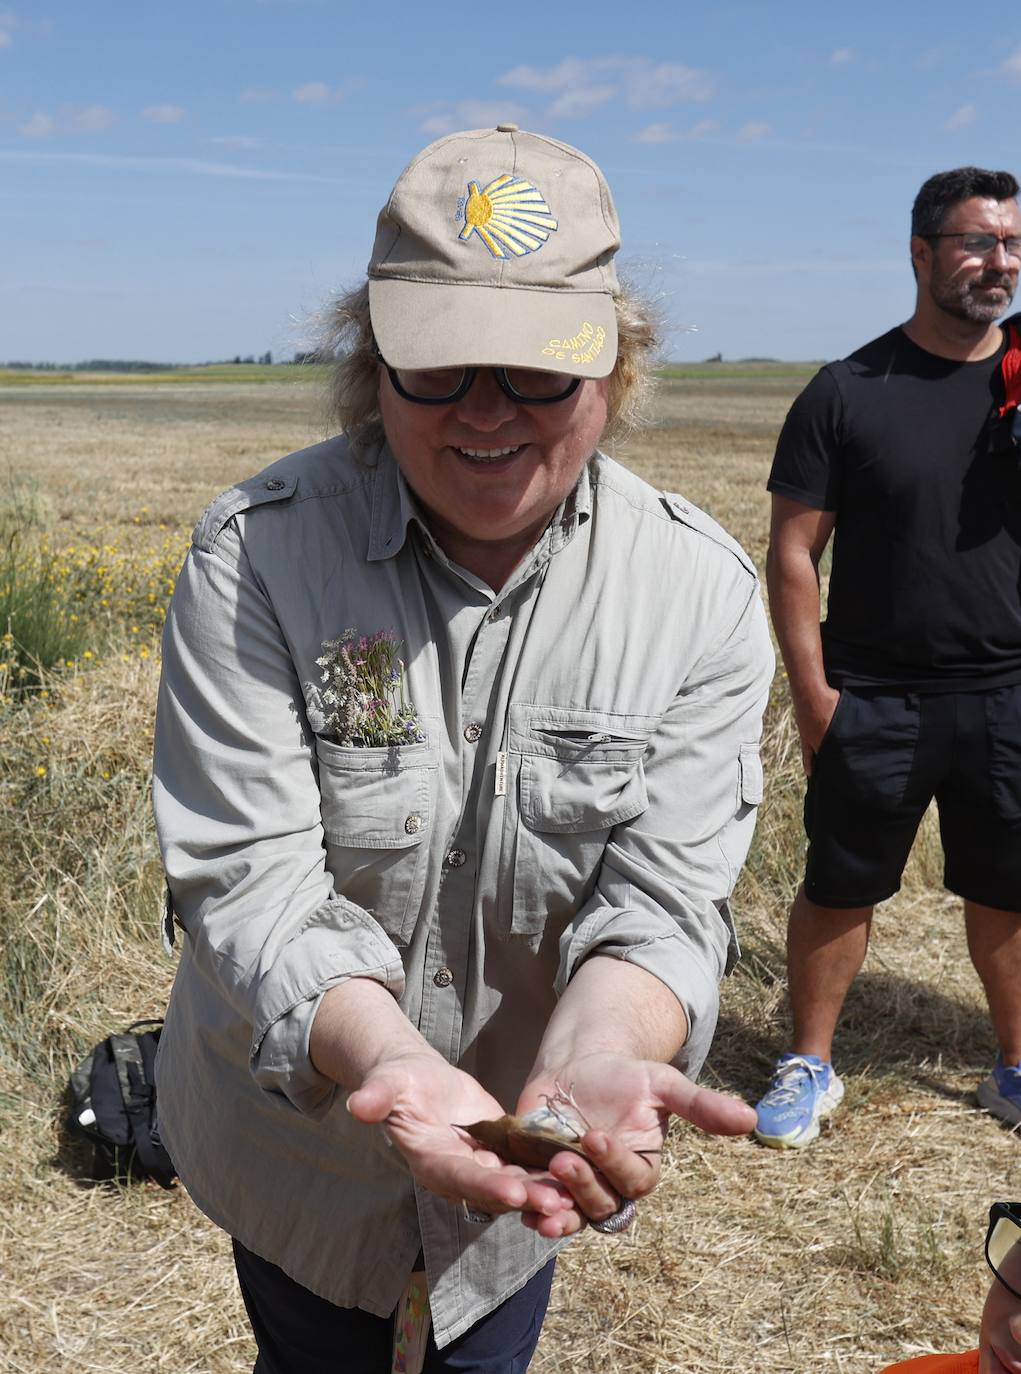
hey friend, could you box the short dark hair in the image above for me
[912,166,1020,238]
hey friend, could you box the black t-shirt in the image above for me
[768,320,1021,690]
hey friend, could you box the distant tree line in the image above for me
[2,351,285,370]
[2,359,173,372]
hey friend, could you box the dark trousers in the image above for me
[233,1239,555,1374]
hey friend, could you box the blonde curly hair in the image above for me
[317,281,659,455]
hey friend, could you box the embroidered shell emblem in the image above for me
[458,175,558,259]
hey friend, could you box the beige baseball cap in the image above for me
[368,125,621,379]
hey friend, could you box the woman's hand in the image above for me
[514,1055,755,1238]
[347,1053,574,1222]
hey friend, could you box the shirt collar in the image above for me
[366,444,420,562]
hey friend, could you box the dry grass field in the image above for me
[1,371,1015,1374]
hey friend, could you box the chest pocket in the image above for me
[314,722,437,947]
[503,704,657,937]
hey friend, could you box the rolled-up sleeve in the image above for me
[556,580,774,1077]
[153,526,405,1115]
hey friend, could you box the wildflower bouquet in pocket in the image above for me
[316,629,424,747]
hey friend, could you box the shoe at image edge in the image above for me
[977,1057,1021,1128]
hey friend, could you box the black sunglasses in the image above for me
[374,346,581,407]
[987,1202,1021,1299]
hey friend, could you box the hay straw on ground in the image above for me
[2,376,1015,1373]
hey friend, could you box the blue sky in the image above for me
[2,1,1020,364]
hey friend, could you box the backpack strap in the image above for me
[110,1030,176,1188]
[121,1054,176,1189]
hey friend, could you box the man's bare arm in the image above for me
[766,493,839,773]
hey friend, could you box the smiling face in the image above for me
[378,365,609,588]
[914,195,1021,326]
[980,1239,1021,1374]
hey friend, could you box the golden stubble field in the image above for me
[0,372,1016,1374]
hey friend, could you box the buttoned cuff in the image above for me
[251,895,406,1116]
[555,903,724,1079]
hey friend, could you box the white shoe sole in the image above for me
[754,1076,845,1151]
[977,1076,1021,1127]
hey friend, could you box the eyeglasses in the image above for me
[375,347,581,406]
[927,232,1021,260]
[987,1203,1021,1298]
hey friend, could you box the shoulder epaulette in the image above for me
[192,472,298,553]
[660,492,758,578]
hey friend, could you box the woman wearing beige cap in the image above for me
[152,125,773,1373]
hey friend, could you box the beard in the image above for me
[928,265,1017,324]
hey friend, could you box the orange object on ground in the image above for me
[878,1351,978,1373]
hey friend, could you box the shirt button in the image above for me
[265,478,286,491]
[445,848,466,868]
[404,813,423,834]
[464,722,483,743]
[433,967,454,988]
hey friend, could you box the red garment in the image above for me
[878,1352,978,1373]
[1001,316,1021,415]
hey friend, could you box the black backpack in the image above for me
[67,1019,176,1188]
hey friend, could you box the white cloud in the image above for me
[633,121,675,144]
[143,103,186,124]
[945,103,977,130]
[632,117,718,144]
[209,134,264,151]
[293,81,330,104]
[1003,46,1021,81]
[418,99,529,137]
[17,105,118,139]
[70,105,116,133]
[737,121,771,142]
[239,85,278,103]
[0,148,356,186]
[498,55,715,118]
[19,111,54,139]
[549,83,616,119]
[914,44,951,70]
[0,8,50,45]
[830,47,855,65]
[292,80,351,106]
[685,118,717,140]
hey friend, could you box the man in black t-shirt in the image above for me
[754,166,1021,1150]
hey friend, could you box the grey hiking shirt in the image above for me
[152,435,773,1347]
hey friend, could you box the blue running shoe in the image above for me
[754,1053,844,1150]
[977,1056,1021,1127]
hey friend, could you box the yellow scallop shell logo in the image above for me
[458,174,558,258]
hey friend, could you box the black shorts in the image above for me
[803,685,1021,910]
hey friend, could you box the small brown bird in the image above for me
[457,1082,662,1171]
[460,1114,590,1170]
[458,1083,590,1169]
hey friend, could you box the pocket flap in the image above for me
[520,753,648,834]
[738,742,763,806]
[315,732,435,848]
